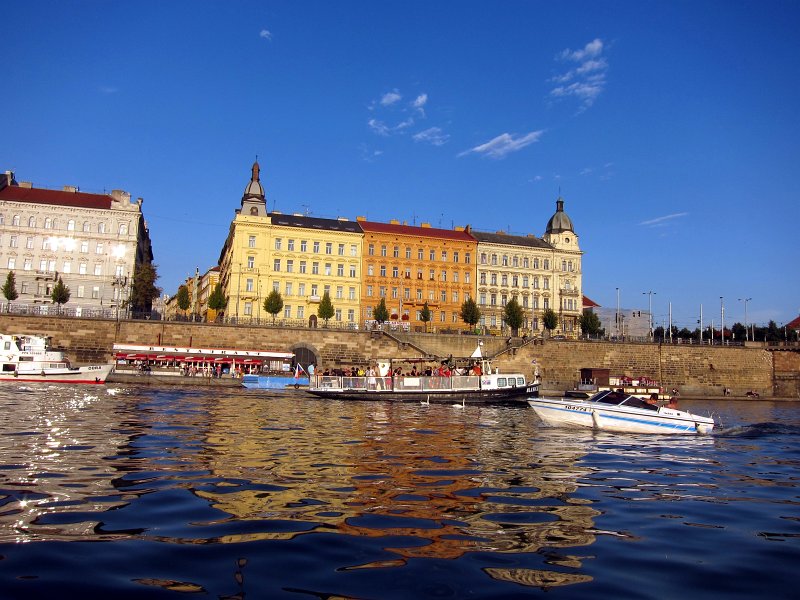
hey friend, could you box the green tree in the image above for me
[317,290,334,325]
[542,308,558,337]
[419,301,432,332]
[263,289,284,325]
[176,285,190,319]
[130,262,162,315]
[207,282,227,321]
[51,277,71,314]
[373,298,389,325]
[578,310,603,337]
[503,297,524,336]
[2,271,19,311]
[460,297,481,329]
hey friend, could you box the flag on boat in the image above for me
[294,363,306,379]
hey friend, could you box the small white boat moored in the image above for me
[528,390,715,435]
[0,334,113,384]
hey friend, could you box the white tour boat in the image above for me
[528,389,715,435]
[0,334,113,384]
[307,344,538,404]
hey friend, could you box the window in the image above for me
[325,263,332,276]
[490,293,497,306]
[513,256,519,267]
[335,308,342,322]
[313,241,320,253]
[275,238,282,250]
[491,254,498,266]
[491,273,497,286]
[405,247,411,259]
[533,277,539,289]
[273,259,281,272]
[337,264,344,277]
[417,289,422,300]
[28,216,36,227]
[349,287,356,300]
[543,259,550,270]
[351,244,357,257]
[312,262,319,274]
[522,276,529,288]
[441,270,447,282]
[336,286,343,299]
[380,265,386,277]
[544,298,550,309]
[339,243,345,256]
[523,257,529,268]
[379,286,386,297]
[24,258,32,271]
[67,220,75,231]
[298,283,306,296]
[381,245,387,257]
[367,264,374,276]
[480,253,487,265]
[393,246,399,258]
[12,215,20,226]
[77,285,84,298]
[311,284,318,296]
[452,291,459,302]
[83,221,90,232]
[39,259,47,271]
[246,279,254,292]
[119,223,128,235]
[534,258,540,269]
[404,287,410,299]
[543,277,550,290]
[247,256,255,268]
[286,260,294,273]
[501,274,508,286]
[288,239,295,251]
[301,240,308,252]
[79,240,88,253]
[430,249,435,261]
[98,222,106,233]
[244,302,253,316]
[465,272,470,283]
[453,272,459,283]
[368,243,374,256]
[418,248,423,260]
[284,306,292,319]
[562,260,567,271]
[501,294,507,306]
[299,261,306,274]
[366,285,373,297]
[392,287,399,299]
[79,263,87,275]
[348,309,355,322]
[297,306,305,318]
[25,236,33,250]
[326,242,333,254]
[6,258,14,269]
[44,218,52,229]
[440,311,446,322]
[249,235,256,248]
[94,264,102,276]
[9,235,17,248]
[20,282,27,294]
[392,266,399,278]
[92,286,100,299]
[350,265,356,277]
[272,281,280,292]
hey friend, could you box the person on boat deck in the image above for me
[410,366,418,376]
[666,397,679,409]
[424,365,433,376]
[646,393,659,405]
[472,363,482,376]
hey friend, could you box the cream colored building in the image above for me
[218,162,363,326]
[0,170,153,315]
[472,198,582,337]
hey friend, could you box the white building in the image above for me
[0,170,154,315]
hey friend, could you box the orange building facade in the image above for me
[357,218,477,332]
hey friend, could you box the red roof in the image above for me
[358,220,475,242]
[0,185,114,210]
[583,295,601,308]
[786,315,800,330]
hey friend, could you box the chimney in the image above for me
[62,185,79,193]
[421,222,431,228]
[390,219,400,225]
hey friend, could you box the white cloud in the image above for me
[381,90,402,106]
[413,93,428,108]
[639,212,689,227]
[550,38,608,111]
[413,127,449,146]
[459,130,544,159]
[368,118,390,136]
[259,29,272,40]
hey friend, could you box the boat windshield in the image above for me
[591,390,659,411]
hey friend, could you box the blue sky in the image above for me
[2,1,799,330]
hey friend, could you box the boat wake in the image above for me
[714,422,800,438]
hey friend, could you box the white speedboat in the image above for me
[0,334,113,384]
[528,390,714,434]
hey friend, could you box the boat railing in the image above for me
[312,374,481,392]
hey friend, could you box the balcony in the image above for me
[308,295,321,303]
[34,270,57,281]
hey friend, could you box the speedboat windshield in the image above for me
[590,390,659,411]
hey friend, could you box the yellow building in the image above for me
[218,162,362,326]
[473,197,582,337]
[357,218,477,332]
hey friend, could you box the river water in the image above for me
[0,384,797,599]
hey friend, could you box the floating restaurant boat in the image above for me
[565,368,669,400]
[307,344,538,404]
[528,390,715,435]
[0,334,113,384]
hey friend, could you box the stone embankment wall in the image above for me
[0,315,793,397]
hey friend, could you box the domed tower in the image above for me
[240,160,267,217]
[543,197,579,251]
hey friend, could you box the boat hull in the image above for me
[307,384,538,404]
[528,398,714,435]
[0,364,113,384]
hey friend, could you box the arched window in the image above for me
[83,221,90,232]
[12,215,20,226]
[119,223,128,235]
[44,218,52,229]
[68,219,75,231]
[28,216,36,227]
[98,222,106,233]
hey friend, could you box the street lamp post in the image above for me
[720,297,725,346]
[643,290,656,340]
[616,287,620,339]
[738,297,752,341]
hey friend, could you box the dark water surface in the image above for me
[0,385,797,599]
